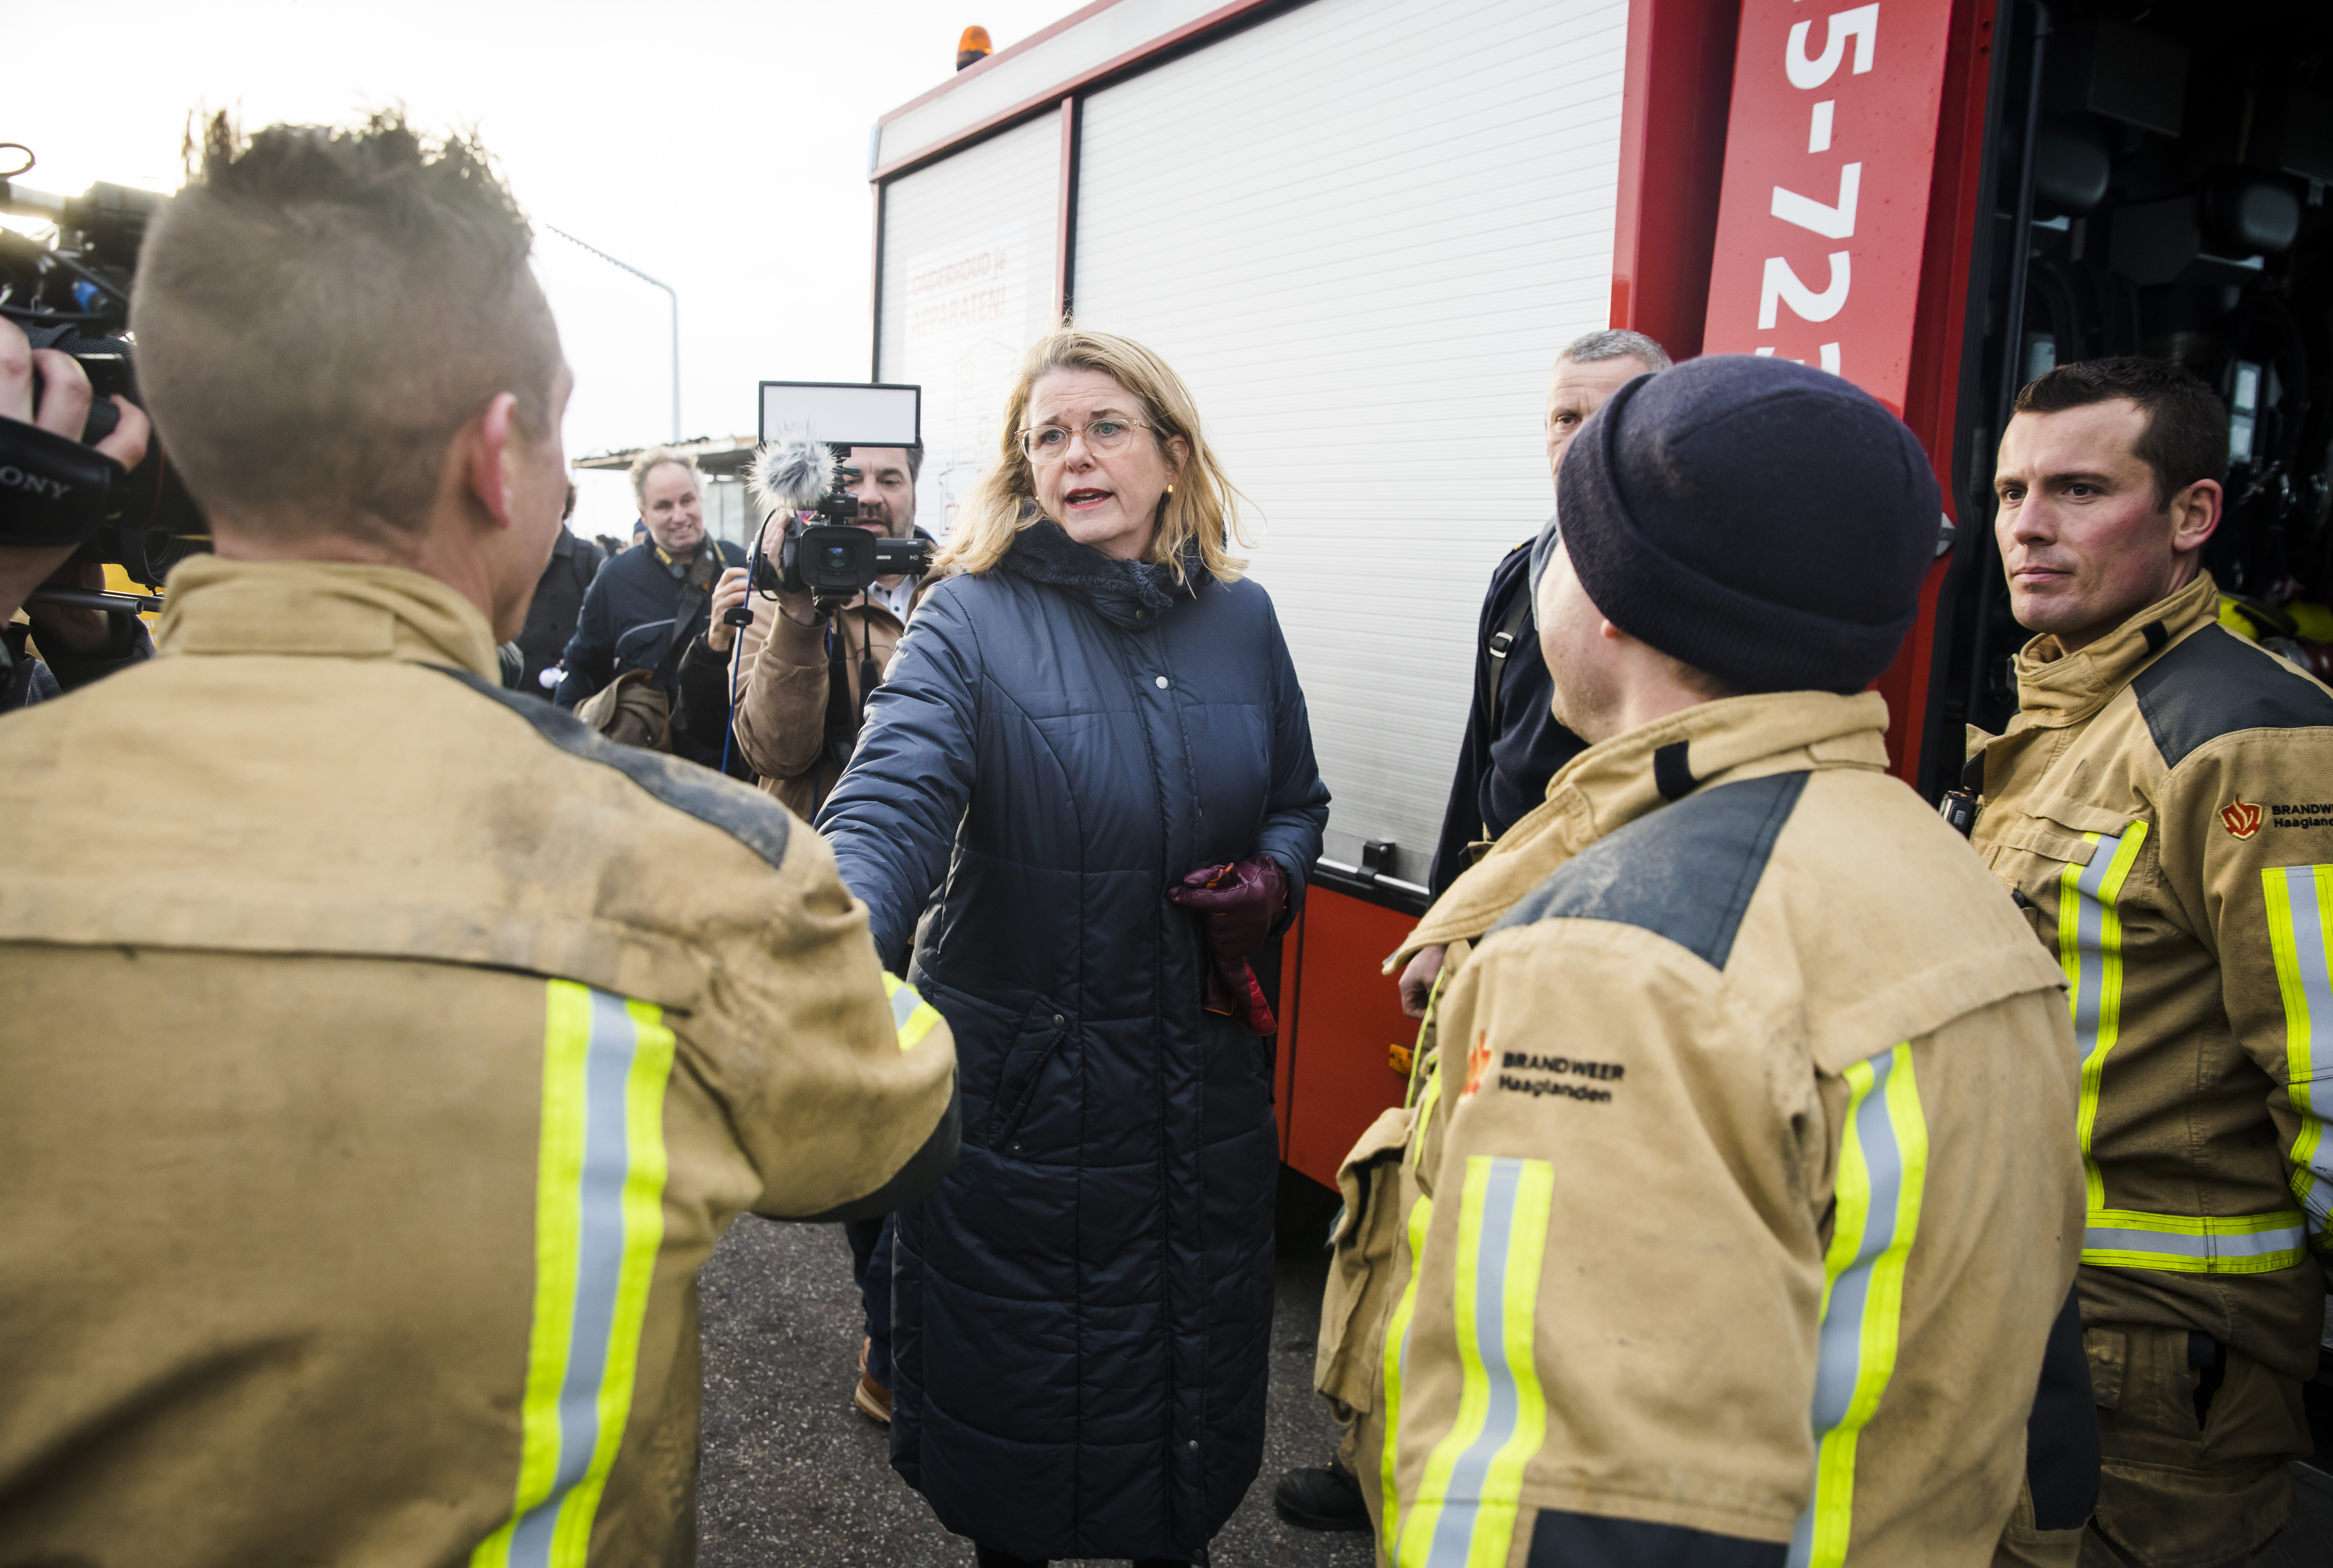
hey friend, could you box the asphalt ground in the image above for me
[695,1175,2333,1568]
[697,1174,1372,1568]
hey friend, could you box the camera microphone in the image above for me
[748,428,838,519]
[737,426,932,612]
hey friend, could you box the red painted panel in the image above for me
[1609,0,1742,357]
[1281,887,1418,1191]
[1701,0,1957,411]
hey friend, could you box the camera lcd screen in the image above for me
[759,381,921,448]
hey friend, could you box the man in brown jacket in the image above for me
[679,441,941,1422]
[1363,356,2089,1567]
[1971,357,2332,1565]
[682,444,938,810]
[0,114,957,1567]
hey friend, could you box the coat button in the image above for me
[1155,675,1169,689]
[1051,1014,1066,1028]
[1187,1440,1199,1451]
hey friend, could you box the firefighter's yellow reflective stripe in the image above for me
[1415,1032,1447,1142]
[472,983,676,1568]
[1788,1043,1928,1568]
[1405,967,1448,1111]
[2081,1206,2309,1273]
[2263,864,2333,1251]
[1396,1156,1555,1568]
[1379,1191,1434,1548]
[883,973,942,1052]
[2062,823,2148,1209]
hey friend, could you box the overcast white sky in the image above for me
[7,0,1072,534]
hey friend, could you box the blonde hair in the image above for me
[934,325,1253,584]
[628,446,699,506]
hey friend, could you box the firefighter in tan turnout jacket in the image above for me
[1972,358,2332,1565]
[1353,357,2094,1568]
[0,117,958,1566]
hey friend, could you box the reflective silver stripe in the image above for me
[1419,1159,1529,1568]
[508,987,643,1568]
[2269,867,2333,1226]
[1394,1158,1553,1568]
[2084,1221,2306,1260]
[1788,1043,1927,1568]
[2065,826,2138,1054]
[889,981,921,1032]
[473,984,675,1568]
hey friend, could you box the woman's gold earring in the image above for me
[1164,482,1175,495]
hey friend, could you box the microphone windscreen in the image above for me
[749,429,835,518]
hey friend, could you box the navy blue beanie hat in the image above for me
[1542,355,1939,695]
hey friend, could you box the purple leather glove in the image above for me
[1167,856,1288,1035]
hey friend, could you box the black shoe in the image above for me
[1273,1461,1369,1533]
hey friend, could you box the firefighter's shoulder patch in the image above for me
[1486,769,1809,970]
[2133,624,2333,769]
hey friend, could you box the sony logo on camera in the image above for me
[1,465,75,500]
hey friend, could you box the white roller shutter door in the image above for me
[877,115,1060,542]
[1072,0,1629,884]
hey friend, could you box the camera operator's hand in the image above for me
[705,566,754,654]
[0,318,156,627]
[0,317,151,471]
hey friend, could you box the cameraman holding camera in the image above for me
[678,442,939,811]
[0,316,154,710]
[0,113,959,1564]
[672,441,937,1420]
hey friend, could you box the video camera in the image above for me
[1,147,210,610]
[755,475,934,599]
[735,381,928,617]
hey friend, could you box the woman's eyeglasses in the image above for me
[1019,417,1153,464]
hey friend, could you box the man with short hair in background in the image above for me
[553,446,745,760]
[1971,357,2333,1565]
[1394,327,1671,1018]
[0,111,957,1564]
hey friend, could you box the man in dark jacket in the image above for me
[1401,328,1671,1011]
[513,483,604,697]
[553,449,743,765]
[1274,327,1670,1537]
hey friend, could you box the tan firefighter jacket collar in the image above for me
[2006,570,2217,732]
[1391,688,1892,966]
[156,555,502,683]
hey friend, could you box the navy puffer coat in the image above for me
[817,519,1328,1561]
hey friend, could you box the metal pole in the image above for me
[544,223,681,441]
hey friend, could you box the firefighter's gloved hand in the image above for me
[1168,856,1287,1036]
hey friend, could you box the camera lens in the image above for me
[821,546,852,572]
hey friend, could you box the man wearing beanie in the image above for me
[1371,356,2090,1567]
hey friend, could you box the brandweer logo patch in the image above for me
[2221,798,2263,840]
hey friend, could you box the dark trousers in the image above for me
[845,1215,893,1387]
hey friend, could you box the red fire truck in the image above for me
[867,0,2333,1192]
